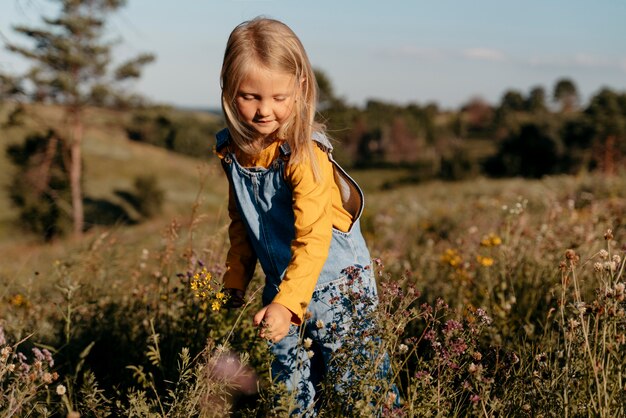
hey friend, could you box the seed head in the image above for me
[604,229,614,241]
[303,338,312,349]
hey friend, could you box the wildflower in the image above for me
[599,249,609,260]
[315,319,325,329]
[613,254,622,265]
[211,301,221,311]
[398,344,408,354]
[472,351,483,361]
[470,394,481,404]
[476,255,494,267]
[414,370,432,381]
[604,261,617,272]
[303,338,313,349]
[468,363,481,374]
[444,319,463,335]
[604,229,614,240]
[43,372,54,384]
[215,292,225,301]
[306,350,314,359]
[594,262,603,272]
[480,233,502,247]
[7,364,15,373]
[1,346,11,360]
[56,384,67,396]
[475,308,493,325]
[615,283,625,301]
[190,267,213,298]
[441,248,462,267]
[565,249,579,263]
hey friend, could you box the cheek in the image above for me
[276,101,296,121]
[235,101,253,120]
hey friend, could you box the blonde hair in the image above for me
[220,17,323,177]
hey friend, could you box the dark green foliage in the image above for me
[6,130,71,241]
[526,86,547,113]
[131,175,165,218]
[484,122,562,178]
[553,78,579,112]
[125,107,224,157]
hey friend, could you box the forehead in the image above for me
[238,65,295,93]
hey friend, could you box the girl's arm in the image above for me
[271,145,334,324]
[223,183,257,293]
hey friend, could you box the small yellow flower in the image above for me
[441,249,462,267]
[476,255,495,267]
[480,233,502,247]
[10,294,26,307]
[211,301,221,311]
[215,292,225,300]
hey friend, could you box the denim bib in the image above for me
[216,128,372,305]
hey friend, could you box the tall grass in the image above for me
[1,172,625,416]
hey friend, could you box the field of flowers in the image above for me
[1,167,625,417]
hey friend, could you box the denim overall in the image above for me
[216,129,384,415]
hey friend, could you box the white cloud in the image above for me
[462,48,506,62]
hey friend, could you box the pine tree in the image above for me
[2,0,154,238]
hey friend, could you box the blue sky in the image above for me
[1,0,625,110]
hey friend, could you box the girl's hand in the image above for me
[253,303,292,343]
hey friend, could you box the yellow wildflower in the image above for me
[441,248,462,267]
[476,255,495,267]
[10,294,26,307]
[211,301,221,311]
[480,233,502,247]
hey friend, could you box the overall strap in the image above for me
[215,128,230,154]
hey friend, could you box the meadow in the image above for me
[1,107,625,417]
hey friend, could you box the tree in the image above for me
[553,78,579,113]
[584,88,626,175]
[2,0,154,238]
[499,89,525,113]
[484,122,562,178]
[526,86,547,113]
[6,130,71,241]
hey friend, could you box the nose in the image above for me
[256,100,270,118]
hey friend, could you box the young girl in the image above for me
[216,17,387,415]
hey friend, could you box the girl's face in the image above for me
[235,65,297,140]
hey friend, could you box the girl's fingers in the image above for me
[253,307,268,326]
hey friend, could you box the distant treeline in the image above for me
[127,73,625,182]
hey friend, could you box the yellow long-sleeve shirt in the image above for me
[221,140,353,323]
